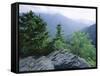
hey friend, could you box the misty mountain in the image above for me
[38,13,90,37]
[84,24,96,45]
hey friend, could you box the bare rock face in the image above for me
[19,56,35,71]
[47,50,90,69]
[31,56,54,71]
[19,50,90,72]
[19,56,54,72]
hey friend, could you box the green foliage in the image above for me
[19,10,96,67]
[70,32,96,66]
[51,24,67,50]
[19,11,50,57]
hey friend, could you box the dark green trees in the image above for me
[51,24,67,50]
[19,11,50,56]
[70,32,96,66]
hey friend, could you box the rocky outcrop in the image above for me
[47,50,89,69]
[19,50,90,72]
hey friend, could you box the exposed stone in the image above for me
[31,56,54,71]
[47,50,89,69]
[19,56,35,71]
[19,50,90,71]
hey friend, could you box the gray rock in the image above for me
[19,50,90,71]
[31,56,54,71]
[19,56,35,71]
[19,56,54,71]
[47,50,89,69]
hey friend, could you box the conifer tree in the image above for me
[19,10,50,56]
[52,24,67,50]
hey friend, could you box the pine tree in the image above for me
[71,32,96,66]
[19,10,50,56]
[52,24,67,50]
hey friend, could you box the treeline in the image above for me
[19,11,96,67]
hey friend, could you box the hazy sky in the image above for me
[19,5,96,24]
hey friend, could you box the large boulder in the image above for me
[47,50,90,69]
[19,50,90,71]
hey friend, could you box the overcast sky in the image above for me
[19,5,96,24]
